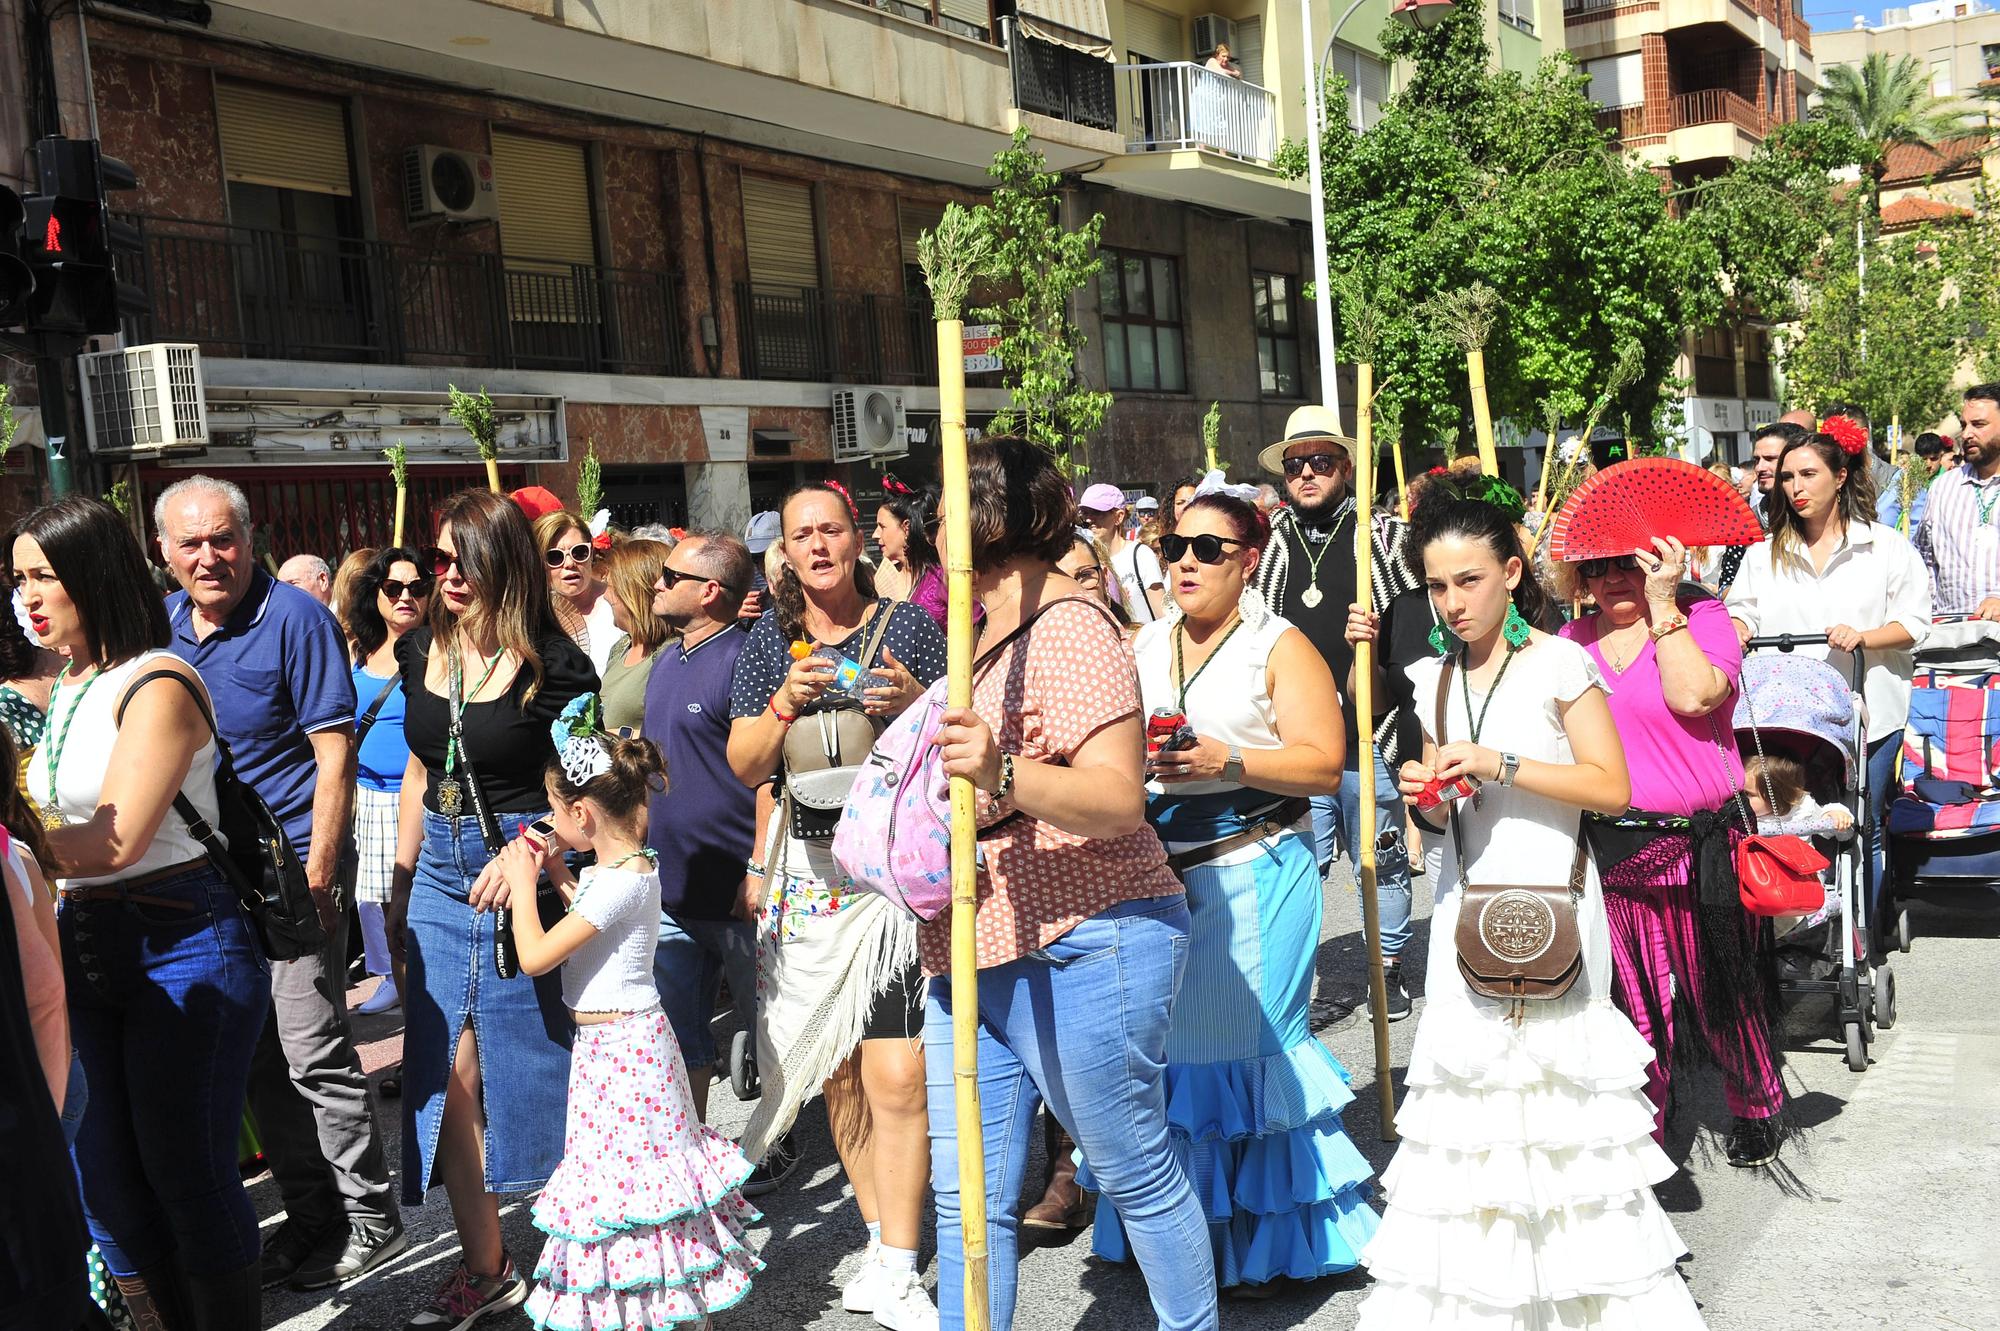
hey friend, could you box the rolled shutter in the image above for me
[937,0,991,33]
[1582,53,1643,108]
[490,131,596,267]
[742,175,820,293]
[215,81,353,196]
[899,202,946,270]
[1232,17,1264,87]
[1124,3,1182,62]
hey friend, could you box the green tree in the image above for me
[1818,52,1980,235]
[973,127,1111,474]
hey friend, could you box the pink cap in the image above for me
[1076,483,1126,513]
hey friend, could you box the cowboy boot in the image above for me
[1023,1118,1088,1230]
[112,1260,188,1331]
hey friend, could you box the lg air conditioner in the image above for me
[78,342,209,456]
[404,145,500,223]
[831,387,909,463]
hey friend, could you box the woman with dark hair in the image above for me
[726,479,945,1326]
[1725,430,1929,904]
[598,538,674,734]
[0,582,63,756]
[331,546,378,650]
[345,546,431,1018]
[386,489,596,1329]
[1169,471,1205,527]
[534,508,618,677]
[872,485,940,606]
[924,436,1215,1331]
[1084,489,1376,1294]
[13,496,269,1329]
[1352,493,1703,1330]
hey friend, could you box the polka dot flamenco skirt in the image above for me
[526,1009,764,1330]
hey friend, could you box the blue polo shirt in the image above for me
[168,569,356,851]
[644,623,754,919]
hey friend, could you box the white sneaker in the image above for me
[871,1268,938,1331]
[356,978,400,1015]
[841,1246,882,1313]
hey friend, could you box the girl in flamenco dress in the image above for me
[497,697,764,1329]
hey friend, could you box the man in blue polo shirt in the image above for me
[645,530,798,1193]
[156,476,404,1290]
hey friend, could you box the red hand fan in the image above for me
[1545,458,1765,563]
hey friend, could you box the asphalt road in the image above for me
[265,864,2000,1331]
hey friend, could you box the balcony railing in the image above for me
[734,283,938,384]
[1594,103,1650,143]
[1117,62,1276,163]
[1672,88,1766,137]
[1007,23,1116,132]
[119,216,687,376]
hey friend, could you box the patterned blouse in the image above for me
[0,685,46,753]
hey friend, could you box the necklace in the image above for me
[438,643,506,815]
[40,664,102,829]
[1974,474,2000,526]
[1293,499,1354,609]
[1172,613,1244,711]
[1459,641,1520,809]
[1599,619,1648,673]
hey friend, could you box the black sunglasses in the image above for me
[422,546,461,579]
[1160,533,1249,565]
[380,576,433,601]
[1282,452,1343,479]
[544,542,593,568]
[1577,554,1643,579]
[659,564,715,589]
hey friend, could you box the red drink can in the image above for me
[1146,707,1188,756]
[1415,773,1477,812]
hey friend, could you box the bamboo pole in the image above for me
[1467,348,1498,478]
[937,316,991,1328]
[387,441,409,547]
[1391,435,1410,522]
[1353,363,1398,1142]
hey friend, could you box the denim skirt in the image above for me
[401,809,572,1205]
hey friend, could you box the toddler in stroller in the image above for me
[1742,751,1854,953]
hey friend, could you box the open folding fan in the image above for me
[1544,457,1765,563]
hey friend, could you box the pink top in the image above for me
[1558,596,1744,816]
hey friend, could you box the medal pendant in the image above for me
[437,777,464,815]
[41,807,62,831]
[1300,584,1324,609]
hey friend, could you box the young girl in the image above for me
[499,696,763,1330]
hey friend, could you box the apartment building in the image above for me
[1564,0,1817,460]
[1816,0,2000,115]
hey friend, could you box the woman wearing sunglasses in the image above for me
[342,547,432,1019]
[1554,537,1788,1169]
[386,490,597,1329]
[532,508,618,678]
[1082,488,1377,1297]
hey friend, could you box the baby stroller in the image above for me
[1883,616,2000,952]
[1736,637,1889,1073]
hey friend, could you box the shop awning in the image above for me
[1017,0,1114,61]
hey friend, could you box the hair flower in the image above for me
[1192,468,1261,503]
[1822,415,1869,457]
[552,693,613,786]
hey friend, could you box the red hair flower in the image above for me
[1427,466,1448,478]
[1823,415,1869,457]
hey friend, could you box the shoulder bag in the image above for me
[354,671,400,743]
[119,668,324,963]
[1434,658,1585,1019]
[780,603,897,843]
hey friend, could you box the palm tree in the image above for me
[1819,52,1982,235]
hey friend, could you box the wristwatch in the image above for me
[1498,752,1521,787]
[1221,743,1245,784]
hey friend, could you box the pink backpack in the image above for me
[831,680,955,920]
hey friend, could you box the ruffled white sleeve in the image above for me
[570,866,658,933]
[1547,636,1612,706]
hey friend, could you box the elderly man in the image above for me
[1251,404,1428,1021]
[1914,384,2000,620]
[278,554,333,605]
[154,477,403,1292]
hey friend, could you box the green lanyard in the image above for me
[1172,615,1244,712]
[444,646,505,776]
[42,665,102,817]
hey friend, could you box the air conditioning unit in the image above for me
[831,387,909,463]
[78,343,209,456]
[403,145,499,223]
[1193,13,1233,56]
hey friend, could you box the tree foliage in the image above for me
[1817,52,1981,233]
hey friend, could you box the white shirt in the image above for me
[562,862,665,1013]
[1112,542,1164,623]
[1725,520,1932,742]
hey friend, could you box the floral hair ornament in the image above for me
[552,693,614,787]
[1191,468,1261,503]
[1822,415,1869,458]
[588,508,615,552]
[823,477,859,522]
[881,474,917,497]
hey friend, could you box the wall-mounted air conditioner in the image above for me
[831,386,909,462]
[1193,14,1233,56]
[404,145,500,223]
[78,343,208,456]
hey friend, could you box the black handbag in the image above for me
[119,668,325,963]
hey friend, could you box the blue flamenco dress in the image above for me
[1081,609,1380,1288]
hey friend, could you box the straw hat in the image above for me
[1258,405,1358,477]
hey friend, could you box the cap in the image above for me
[1133,495,1160,511]
[1076,483,1126,513]
[1258,405,1358,477]
[743,510,782,554]
[509,486,566,521]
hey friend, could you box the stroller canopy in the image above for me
[1732,653,1858,791]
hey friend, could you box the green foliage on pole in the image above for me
[1201,401,1221,472]
[446,384,499,461]
[972,127,1112,476]
[103,476,132,519]
[919,203,993,323]
[383,439,409,490]
[577,440,603,520]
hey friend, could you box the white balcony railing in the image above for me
[1116,62,1276,163]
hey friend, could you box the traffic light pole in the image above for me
[36,340,79,497]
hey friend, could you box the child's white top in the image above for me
[562,862,662,1013]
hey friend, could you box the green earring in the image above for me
[1428,621,1454,656]
[1502,603,1531,649]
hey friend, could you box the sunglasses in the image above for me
[1160,533,1249,565]
[423,546,462,579]
[545,542,593,568]
[380,577,433,601]
[658,564,715,589]
[1282,452,1343,479]
[1577,554,1643,580]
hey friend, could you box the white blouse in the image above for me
[1724,520,1932,742]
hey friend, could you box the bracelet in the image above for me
[768,698,798,725]
[1649,613,1689,642]
[746,858,766,878]
[992,752,1016,802]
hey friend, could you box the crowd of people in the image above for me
[3,382,1997,1331]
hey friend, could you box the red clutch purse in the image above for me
[1735,834,1828,916]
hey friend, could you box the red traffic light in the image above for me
[44,214,61,254]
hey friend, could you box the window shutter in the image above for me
[1124,3,1182,62]
[1331,46,1387,130]
[899,202,946,270]
[742,175,821,292]
[490,131,596,267]
[1232,17,1264,87]
[937,0,991,31]
[215,81,353,196]
[1582,52,1643,108]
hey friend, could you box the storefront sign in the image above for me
[963,324,1002,373]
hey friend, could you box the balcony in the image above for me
[121,217,686,377]
[1118,63,1276,164]
[1009,26,1117,132]
[1595,103,1652,144]
[733,283,939,384]
[1672,88,1766,136]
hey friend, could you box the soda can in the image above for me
[1415,773,1477,812]
[1146,707,1188,756]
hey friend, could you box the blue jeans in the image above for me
[654,911,758,1070]
[61,863,271,1277]
[924,895,1216,1331]
[1311,748,1414,959]
[1866,730,1901,925]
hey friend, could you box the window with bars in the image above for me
[1252,271,1301,398]
[1099,249,1187,393]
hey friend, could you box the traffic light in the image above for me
[0,187,33,327]
[17,136,148,336]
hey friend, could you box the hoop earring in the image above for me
[1502,602,1531,649]
[1428,621,1454,656]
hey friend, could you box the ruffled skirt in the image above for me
[1356,895,1706,1330]
[526,1009,764,1331]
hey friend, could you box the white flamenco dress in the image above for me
[1357,637,1706,1330]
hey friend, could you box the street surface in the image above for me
[267,863,2000,1331]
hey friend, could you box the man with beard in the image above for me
[1914,384,2000,619]
[1250,405,1427,1019]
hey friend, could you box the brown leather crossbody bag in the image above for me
[1434,658,1586,1019]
